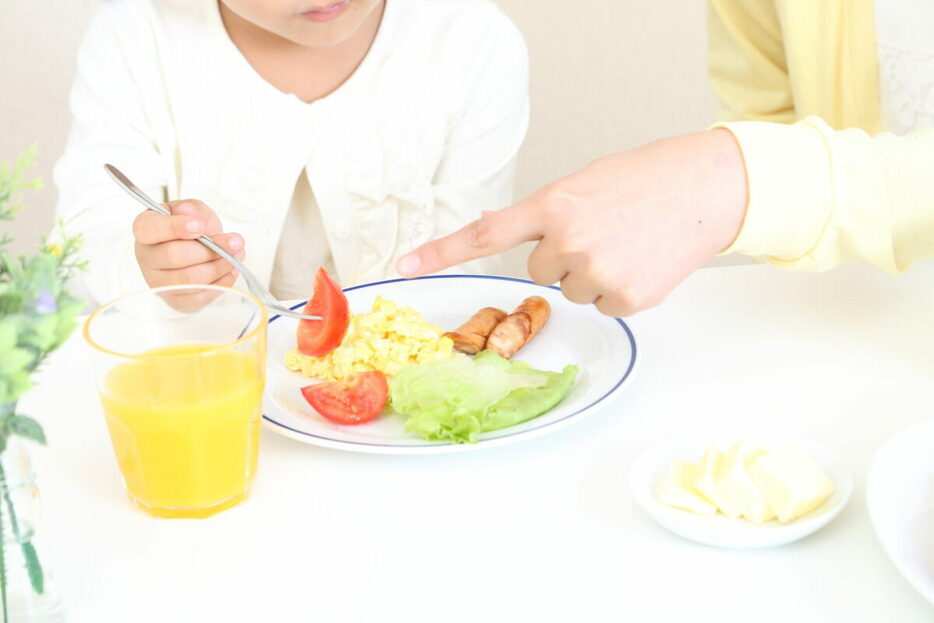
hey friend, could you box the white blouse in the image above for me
[55,0,529,306]
[876,0,934,134]
[269,170,335,301]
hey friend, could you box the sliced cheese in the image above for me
[693,444,767,520]
[655,442,834,525]
[692,447,725,514]
[658,460,717,516]
[712,442,775,523]
[747,449,835,523]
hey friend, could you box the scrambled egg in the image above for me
[285,296,455,381]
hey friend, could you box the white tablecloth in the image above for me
[20,262,934,622]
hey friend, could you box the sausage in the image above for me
[513,296,550,337]
[443,307,507,354]
[486,296,551,359]
[485,313,531,359]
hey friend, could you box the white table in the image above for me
[20,262,934,622]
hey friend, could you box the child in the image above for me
[55,0,529,305]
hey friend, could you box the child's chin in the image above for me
[288,21,361,48]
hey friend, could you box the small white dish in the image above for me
[262,275,638,454]
[867,419,934,606]
[630,435,853,549]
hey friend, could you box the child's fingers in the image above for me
[139,233,245,270]
[155,267,239,313]
[153,256,239,288]
[133,209,206,244]
[211,268,239,289]
[166,200,222,234]
[132,199,222,245]
[206,232,245,258]
[396,200,544,278]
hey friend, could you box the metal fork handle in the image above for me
[104,164,320,321]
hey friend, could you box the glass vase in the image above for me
[0,438,63,623]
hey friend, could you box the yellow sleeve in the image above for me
[717,117,934,274]
[707,0,795,123]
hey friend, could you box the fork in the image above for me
[104,164,320,321]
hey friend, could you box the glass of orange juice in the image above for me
[83,285,266,518]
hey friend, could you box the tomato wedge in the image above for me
[297,268,350,357]
[300,371,389,425]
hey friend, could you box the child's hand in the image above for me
[397,130,748,317]
[133,199,245,289]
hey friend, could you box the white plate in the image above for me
[867,419,934,606]
[262,275,637,454]
[630,435,853,549]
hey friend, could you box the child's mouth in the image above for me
[298,0,352,23]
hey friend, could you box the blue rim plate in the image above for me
[262,275,637,454]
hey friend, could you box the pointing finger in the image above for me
[397,199,544,277]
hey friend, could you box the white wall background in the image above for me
[0,0,717,255]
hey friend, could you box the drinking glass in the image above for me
[83,286,266,518]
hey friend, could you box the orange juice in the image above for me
[100,344,264,518]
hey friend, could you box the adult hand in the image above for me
[396,129,748,316]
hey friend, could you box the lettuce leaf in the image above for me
[389,350,579,444]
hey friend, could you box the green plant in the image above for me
[0,146,85,621]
